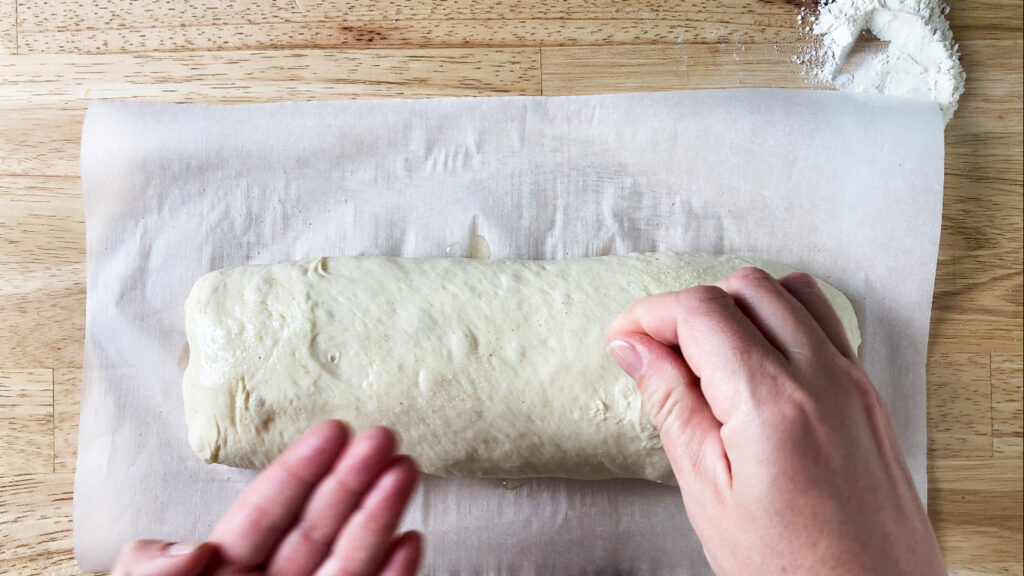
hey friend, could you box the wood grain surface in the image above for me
[0,0,1021,574]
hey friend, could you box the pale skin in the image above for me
[115,268,946,576]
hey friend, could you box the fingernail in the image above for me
[608,340,642,380]
[166,542,200,556]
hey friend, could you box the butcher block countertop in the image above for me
[0,0,1021,573]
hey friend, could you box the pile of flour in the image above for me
[795,0,966,124]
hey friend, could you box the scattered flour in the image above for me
[794,0,965,124]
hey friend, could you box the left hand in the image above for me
[112,421,422,576]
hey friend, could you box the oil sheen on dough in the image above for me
[183,253,860,484]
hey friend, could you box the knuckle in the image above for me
[781,272,820,295]
[787,271,816,285]
[235,496,288,540]
[730,266,775,287]
[782,271,816,288]
[676,285,730,310]
[843,365,882,413]
[293,517,336,552]
[762,377,817,431]
[638,375,683,432]
[768,403,814,442]
[321,558,358,576]
[772,395,810,427]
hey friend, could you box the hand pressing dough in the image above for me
[183,253,859,484]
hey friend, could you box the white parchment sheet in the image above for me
[76,90,944,573]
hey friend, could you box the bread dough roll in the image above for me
[183,253,859,484]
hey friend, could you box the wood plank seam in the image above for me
[539,45,544,95]
[51,368,56,474]
[16,15,814,28]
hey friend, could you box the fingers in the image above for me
[315,457,420,576]
[378,531,424,576]
[607,333,730,490]
[715,267,833,362]
[606,284,784,424]
[111,540,214,576]
[715,268,818,358]
[210,420,348,566]
[266,426,400,576]
[779,272,857,361]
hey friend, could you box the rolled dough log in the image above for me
[183,253,859,484]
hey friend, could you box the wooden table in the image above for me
[0,0,1020,573]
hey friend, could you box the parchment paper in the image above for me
[76,89,944,573]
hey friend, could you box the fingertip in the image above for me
[195,541,217,557]
[392,453,419,474]
[605,308,635,342]
[607,331,643,348]
[358,457,419,523]
[612,332,684,375]
[118,538,161,559]
[609,333,694,407]
[164,542,216,576]
[608,337,643,380]
[399,530,424,563]
[312,419,350,443]
[395,454,420,482]
[165,541,199,556]
[175,542,217,568]
[357,425,399,454]
[298,419,348,450]
[286,420,350,470]
[395,529,423,552]
[380,455,420,492]
[379,531,424,576]
[112,539,156,575]
[112,540,215,576]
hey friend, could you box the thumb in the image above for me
[608,333,729,488]
[112,540,215,576]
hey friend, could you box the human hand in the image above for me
[606,268,945,576]
[112,421,421,576]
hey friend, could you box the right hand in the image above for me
[606,268,946,575]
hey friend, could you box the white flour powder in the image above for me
[795,0,965,124]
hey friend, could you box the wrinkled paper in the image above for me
[76,90,944,573]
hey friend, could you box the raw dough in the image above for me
[183,253,859,484]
